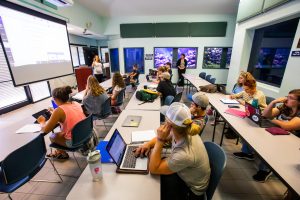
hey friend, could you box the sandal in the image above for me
[46,152,69,160]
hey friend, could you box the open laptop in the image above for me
[122,115,142,127]
[106,129,149,174]
[245,102,277,128]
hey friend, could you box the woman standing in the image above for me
[92,55,104,83]
[176,54,187,86]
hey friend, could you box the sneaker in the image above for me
[233,152,254,160]
[253,170,272,182]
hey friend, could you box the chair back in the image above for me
[1,134,46,185]
[173,92,183,103]
[164,95,174,106]
[116,88,126,105]
[266,96,275,105]
[72,115,93,147]
[199,72,206,79]
[205,75,212,81]
[209,78,216,84]
[101,97,112,118]
[204,142,227,200]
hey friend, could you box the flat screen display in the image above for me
[0,1,73,86]
[154,47,173,68]
[203,47,232,69]
[177,47,197,69]
[255,48,290,69]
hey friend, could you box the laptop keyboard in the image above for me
[122,146,137,168]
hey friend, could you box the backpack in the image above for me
[136,89,158,102]
[78,129,99,156]
[199,84,217,93]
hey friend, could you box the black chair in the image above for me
[204,142,227,200]
[209,78,216,84]
[199,72,206,79]
[173,92,183,103]
[205,75,212,81]
[199,115,209,136]
[49,115,93,173]
[266,96,275,105]
[93,97,112,130]
[0,134,62,199]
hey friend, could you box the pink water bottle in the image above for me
[87,150,103,181]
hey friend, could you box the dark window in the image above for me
[202,47,232,69]
[109,48,120,72]
[124,48,144,73]
[247,18,298,87]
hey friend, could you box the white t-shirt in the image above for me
[93,62,103,75]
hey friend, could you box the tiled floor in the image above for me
[0,86,287,200]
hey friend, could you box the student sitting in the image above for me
[189,92,209,130]
[251,89,300,183]
[82,75,108,117]
[134,102,211,200]
[37,86,86,159]
[109,72,125,106]
[230,77,267,108]
[153,66,167,84]
[165,62,173,80]
[129,64,140,87]
[157,72,176,104]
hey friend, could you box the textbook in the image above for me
[220,98,239,104]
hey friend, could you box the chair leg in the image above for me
[220,122,227,146]
[8,194,12,200]
[73,152,82,171]
[31,158,63,183]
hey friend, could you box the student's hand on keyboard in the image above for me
[133,143,150,158]
[37,115,46,124]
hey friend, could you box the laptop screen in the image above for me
[106,129,127,166]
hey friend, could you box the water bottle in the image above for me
[252,98,258,108]
[87,150,103,181]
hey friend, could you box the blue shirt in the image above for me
[232,84,243,94]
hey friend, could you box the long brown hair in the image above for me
[93,55,100,63]
[281,89,300,116]
[112,72,125,88]
[237,71,255,87]
[87,75,105,96]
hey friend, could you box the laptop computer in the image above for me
[245,102,277,128]
[32,109,51,123]
[106,129,149,174]
[122,115,142,127]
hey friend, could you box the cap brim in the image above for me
[160,105,169,116]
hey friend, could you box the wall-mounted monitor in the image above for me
[255,48,290,69]
[109,48,120,72]
[177,47,198,69]
[124,47,144,73]
[154,47,173,68]
[203,47,232,69]
[0,1,73,86]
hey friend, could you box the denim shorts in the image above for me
[65,140,73,148]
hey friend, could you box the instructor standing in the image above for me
[176,53,187,86]
[92,55,104,83]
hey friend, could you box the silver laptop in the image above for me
[106,129,148,173]
[122,115,142,127]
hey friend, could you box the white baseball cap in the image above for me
[160,102,192,127]
[192,93,209,108]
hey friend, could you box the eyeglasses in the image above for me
[286,96,298,101]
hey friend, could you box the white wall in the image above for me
[227,1,300,97]
[105,14,237,84]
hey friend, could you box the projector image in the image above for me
[44,0,74,7]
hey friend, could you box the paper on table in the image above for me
[72,92,84,100]
[16,124,41,134]
[220,98,239,104]
[131,130,156,143]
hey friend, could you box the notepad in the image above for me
[16,124,41,134]
[224,108,246,118]
[131,130,156,143]
[72,92,84,101]
[220,98,239,104]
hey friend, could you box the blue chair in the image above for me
[199,72,206,79]
[209,78,216,84]
[205,75,212,81]
[203,142,227,200]
[0,134,62,199]
[49,115,93,172]
[173,92,183,103]
[266,96,275,105]
[93,97,112,130]
[164,95,174,106]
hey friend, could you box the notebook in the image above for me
[122,115,142,127]
[16,124,41,134]
[224,108,246,118]
[131,130,156,143]
[220,98,239,104]
[96,141,114,163]
[106,129,149,174]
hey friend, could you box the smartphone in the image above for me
[228,105,240,108]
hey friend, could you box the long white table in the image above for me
[67,109,161,200]
[182,74,211,94]
[183,74,300,196]
[125,81,161,111]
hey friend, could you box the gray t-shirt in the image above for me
[82,92,108,116]
[167,134,211,195]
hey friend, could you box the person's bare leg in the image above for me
[49,132,68,156]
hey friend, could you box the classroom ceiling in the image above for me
[75,0,239,17]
